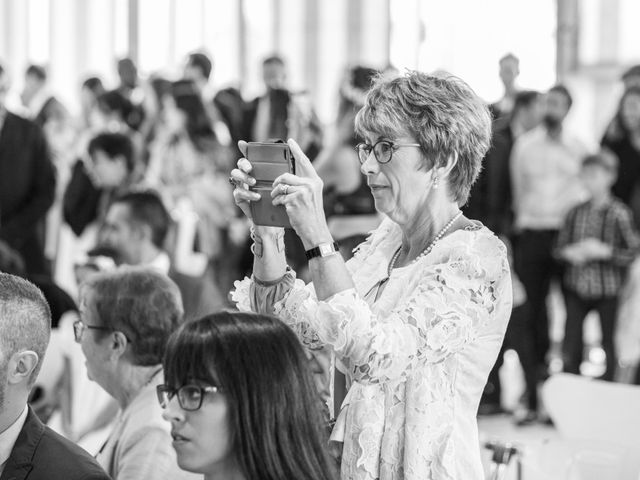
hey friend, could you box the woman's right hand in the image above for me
[230,140,260,221]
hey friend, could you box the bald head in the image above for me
[0,273,51,386]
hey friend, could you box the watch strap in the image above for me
[305,242,339,260]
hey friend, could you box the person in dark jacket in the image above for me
[0,272,110,480]
[0,64,56,276]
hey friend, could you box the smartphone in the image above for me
[246,142,295,228]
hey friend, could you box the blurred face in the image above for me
[91,150,128,188]
[360,133,433,225]
[262,62,286,90]
[621,92,640,132]
[520,97,543,131]
[118,62,137,89]
[161,378,236,477]
[21,74,40,106]
[543,90,571,129]
[78,290,113,389]
[162,96,186,134]
[101,203,139,265]
[499,58,519,89]
[580,165,614,197]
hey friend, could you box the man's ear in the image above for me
[7,351,39,385]
[109,331,130,362]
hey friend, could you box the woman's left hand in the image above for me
[272,139,333,249]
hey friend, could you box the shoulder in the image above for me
[33,426,109,479]
[436,226,509,282]
[608,199,634,219]
[5,111,38,131]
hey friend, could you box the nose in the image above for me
[161,394,185,423]
[360,150,379,176]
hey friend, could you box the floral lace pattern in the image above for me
[232,217,512,479]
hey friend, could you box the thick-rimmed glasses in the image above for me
[73,319,113,343]
[355,140,421,165]
[156,384,222,411]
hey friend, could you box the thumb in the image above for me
[237,140,248,157]
[287,138,317,178]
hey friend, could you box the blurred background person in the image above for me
[146,79,235,294]
[159,311,337,480]
[79,76,106,131]
[98,190,224,318]
[0,62,56,277]
[183,51,245,150]
[511,84,589,390]
[489,53,520,121]
[77,267,198,480]
[555,151,639,381]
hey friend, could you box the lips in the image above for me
[171,431,189,443]
[368,184,388,190]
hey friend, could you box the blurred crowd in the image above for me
[1,49,640,461]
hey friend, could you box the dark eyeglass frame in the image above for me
[156,384,222,412]
[73,319,131,343]
[355,140,422,165]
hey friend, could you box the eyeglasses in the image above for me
[156,384,222,411]
[355,140,421,165]
[73,319,114,343]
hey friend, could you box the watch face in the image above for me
[319,244,332,256]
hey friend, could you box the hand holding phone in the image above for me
[245,142,295,227]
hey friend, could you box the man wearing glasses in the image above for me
[75,266,199,480]
[0,273,109,480]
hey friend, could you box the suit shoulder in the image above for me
[30,426,109,479]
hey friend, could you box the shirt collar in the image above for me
[0,406,29,472]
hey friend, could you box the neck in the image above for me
[591,191,611,206]
[398,199,461,262]
[111,364,162,410]
[0,396,27,434]
[204,459,246,480]
[504,84,517,97]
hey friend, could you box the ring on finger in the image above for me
[282,184,289,195]
[228,176,235,186]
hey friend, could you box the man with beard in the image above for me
[510,85,589,418]
[0,273,109,479]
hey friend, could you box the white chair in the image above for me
[518,373,640,480]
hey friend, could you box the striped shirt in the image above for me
[557,197,640,298]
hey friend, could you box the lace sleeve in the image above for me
[289,235,512,384]
[231,271,327,349]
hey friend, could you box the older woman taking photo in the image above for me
[230,71,512,480]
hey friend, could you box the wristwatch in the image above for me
[305,242,339,260]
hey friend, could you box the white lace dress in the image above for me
[232,217,512,480]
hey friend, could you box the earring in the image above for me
[433,176,439,189]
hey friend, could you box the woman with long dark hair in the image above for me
[158,311,337,480]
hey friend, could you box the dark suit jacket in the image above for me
[485,120,516,237]
[463,118,515,236]
[0,407,110,480]
[33,97,68,130]
[0,112,56,275]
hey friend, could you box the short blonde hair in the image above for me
[355,70,492,205]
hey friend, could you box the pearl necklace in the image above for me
[387,211,463,276]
